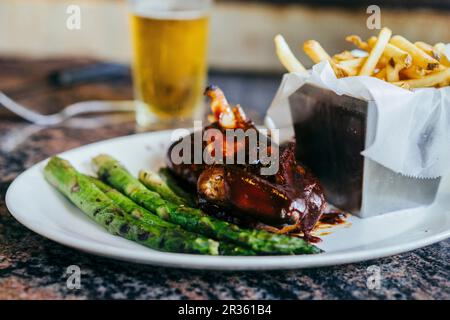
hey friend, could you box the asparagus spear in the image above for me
[44,157,220,255]
[88,175,256,256]
[158,168,196,206]
[138,169,189,206]
[93,154,322,255]
[88,175,174,228]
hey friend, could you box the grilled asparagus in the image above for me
[44,157,219,255]
[88,175,256,256]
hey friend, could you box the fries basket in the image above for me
[287,83,441,218]
[270,30,449,218]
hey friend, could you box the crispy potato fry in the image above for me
[367,36,377,48]
[415,41,441,61]
[367,36,377,47]
[359,27,392,76]
[374,67,386,80]
[438,79,450,87]
[336,59,365,77]
[386,60,402,82]
[345,35,369,50]
[396,82,411,90]
[368,37,412,68]
[386,63,395,82]
[400,66,427,79]
[274,34,307,73]
[303,40,345,77]
[390,35,440,70]
[377,56,388,68]
[394,68,450,88]
[338,57,366,68]
[386,45,412,69]
[434,43,450,67]
[333,51,355,61]
[303,40,332,63]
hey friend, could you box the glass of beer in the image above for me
[128,0,211,128]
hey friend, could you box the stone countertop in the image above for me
[0,58,448,300]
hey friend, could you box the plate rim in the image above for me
[5,130,450,270]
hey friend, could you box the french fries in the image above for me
[337,57,366,76]
[374,67,386,80]
[338,57,366,69]
[274,28,449,89]
[394,68,450,88]
[345,35,369,51]
[333,51,355,61]
[434,43,450,67]
[386,61,402,82]
[415,41,441,61]
[303,40,345,77]
[274,34,307,74]
[390,35,440,70]
[359,27,392,76]
[368,37,412,69]
[400,66,427,79]
[303,40,331,63]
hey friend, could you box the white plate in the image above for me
[6,130,450,270]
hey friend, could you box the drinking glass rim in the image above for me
[129,0,212,20]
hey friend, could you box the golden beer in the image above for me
[129,1,210,127]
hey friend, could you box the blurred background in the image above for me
[1,0,449,72]
[0,0,449,124]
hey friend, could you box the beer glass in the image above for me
[128,0,211,128]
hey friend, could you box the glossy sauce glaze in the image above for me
[318,210,348,225]
[167,86,328,239]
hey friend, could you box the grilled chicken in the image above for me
[167,85,326,236]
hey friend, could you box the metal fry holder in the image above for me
[289,84,440,218]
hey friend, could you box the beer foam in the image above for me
[130,1,209,20]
